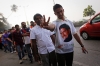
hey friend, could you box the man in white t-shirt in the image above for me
[30,13,57,66]
[21,22,33,63]
[42,4,88,66]
[30,21,36,29]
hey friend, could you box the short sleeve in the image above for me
[52,21,57,33]
[30,29,36,39]
[52,21,56,26]
[3,35,7,38]
[69,20,77,34]
[49,31,55,36]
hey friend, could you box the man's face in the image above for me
[30,22,34,26]
[54,7,64,19]
[12,27,15,30]
[4,30,7,34]
[60,28,69,39]
[35,16,43,26]
[15,25,20,30]
[21,22,26,28]
[10,30,13,33]
[30,22,36,26]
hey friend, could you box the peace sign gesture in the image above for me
[41,15,55,31]
[42,15,50,26]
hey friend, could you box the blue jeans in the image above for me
[4,45,9,52]
[25,44,33,60]
[16,45,25,60]
[2,41,9,52]
[8,42,13,52]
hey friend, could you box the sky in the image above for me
[0,0,100,26]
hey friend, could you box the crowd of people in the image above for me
[0,4,88,66]
[0,21,36,63]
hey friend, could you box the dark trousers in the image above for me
[25,44,33,60]
[40,50,57,66]
[56,52,74,66]
[0,43,3,49]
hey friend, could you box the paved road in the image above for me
[73,27,100,66]
[0,27,100,66]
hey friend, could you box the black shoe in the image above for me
[0,48,3,50]
[4,50,7,53]
[30,59,33,63]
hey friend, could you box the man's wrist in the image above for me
[81,45,84,47]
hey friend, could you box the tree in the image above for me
[7,4,18,18]
[83,5,95,19]
[0,13,11,31]
[11,4,18,12]
[0,13,8,24]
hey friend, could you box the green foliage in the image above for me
[83,5,95,18]
[0,22,6,27]
[79,21,83,23]
[0,13,11,31]
[0,22,11,31]
[11,4,18,12]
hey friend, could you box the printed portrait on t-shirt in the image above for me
[59,24,72,42]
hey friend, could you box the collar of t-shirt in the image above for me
[56,17,68,22]
[35,25,42,28]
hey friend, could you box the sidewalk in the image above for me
[0,50,42,66]
[0,50,81,66]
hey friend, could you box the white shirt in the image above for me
[53,18,77,54]
[24,36,30,44]
[21,28,31,44]
[30,25,55,54]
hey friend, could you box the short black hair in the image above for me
[53,4,63,12]
[59,24,70,30]
[12,26,14,28]
[15,24,19,28]
[9,29,13,31]
[4,30,7,32]
[30,21,34,23]
[33,13,42,21]
[21,22,26,25]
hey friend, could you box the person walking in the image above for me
[21,22,33,63]
[13,25,26,64]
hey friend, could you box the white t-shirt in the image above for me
[24,36,30,44]
[30,25,55,54]
[21,28,31,44]
[53,18,77,54]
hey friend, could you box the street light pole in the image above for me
[23,6,30,27]
[19,5,29,27]
[53,0,55,5]
[23,6,28,22]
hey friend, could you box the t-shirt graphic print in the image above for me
[53,20,77,53]
[59,24,72,42]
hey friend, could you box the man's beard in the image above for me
[23,25,26,28]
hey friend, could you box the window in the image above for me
[92,14,100,23]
